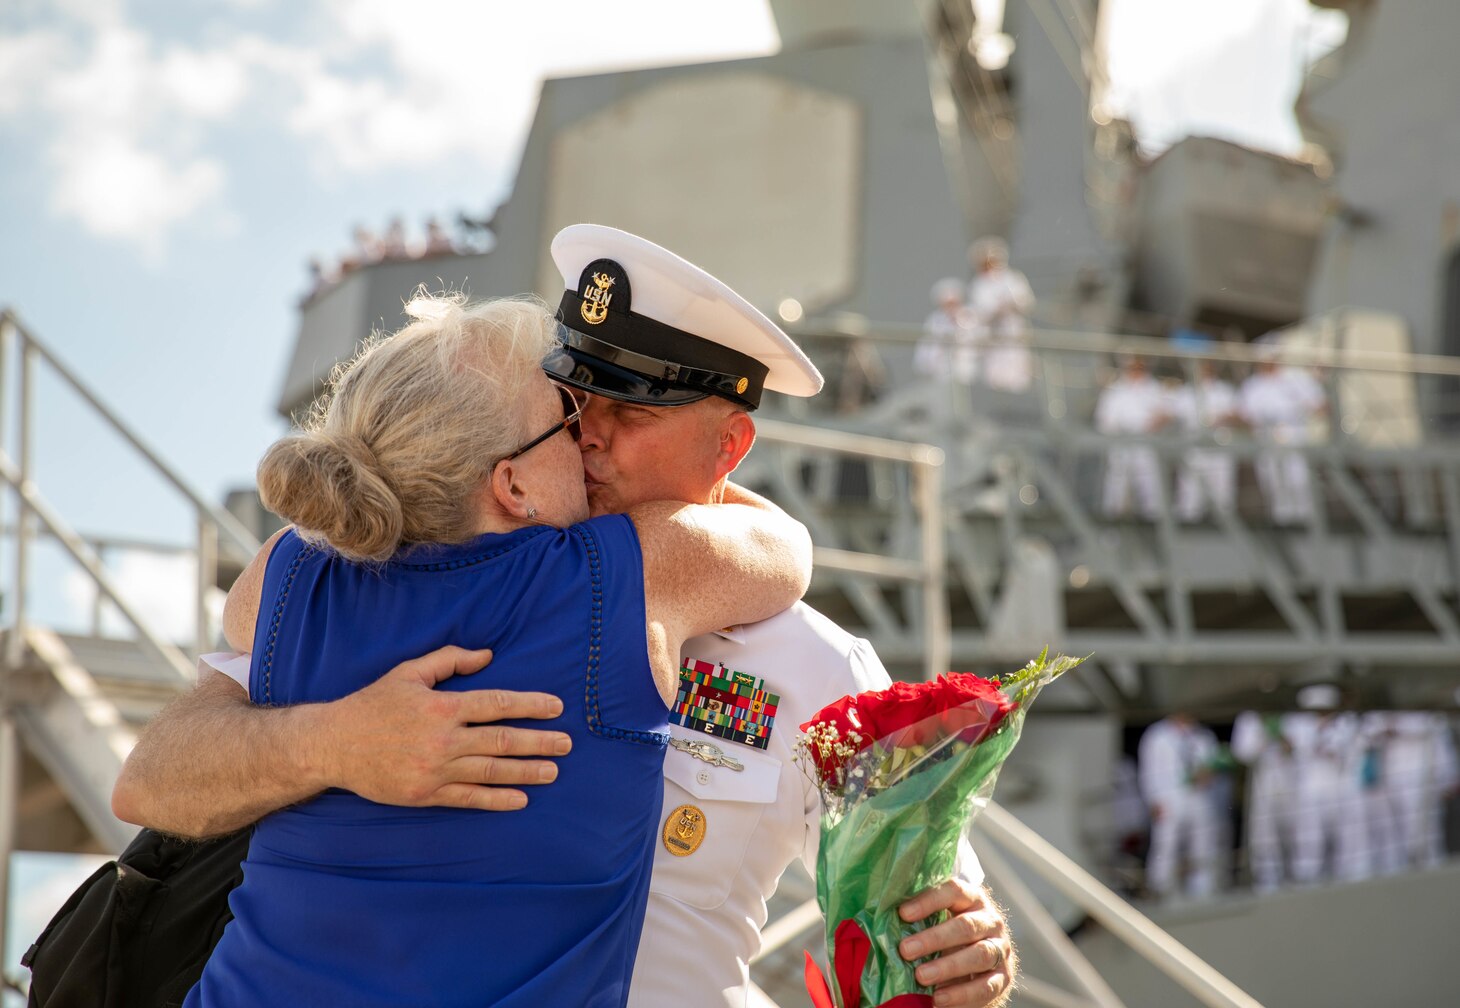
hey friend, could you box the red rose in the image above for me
[859,680,945,746]
[932,673,1016,745]
[800,674,1018,786]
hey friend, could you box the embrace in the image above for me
[112,225,1016,1007]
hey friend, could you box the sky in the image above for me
[1,0,1349,979]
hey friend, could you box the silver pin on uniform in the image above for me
[670,737,744,771]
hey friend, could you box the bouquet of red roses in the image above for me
[797,649,1084,1008]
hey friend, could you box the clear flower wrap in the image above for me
[797,650,1086,1008]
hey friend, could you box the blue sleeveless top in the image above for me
[188,516,668,1008]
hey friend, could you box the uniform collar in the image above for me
[712,624,747,644]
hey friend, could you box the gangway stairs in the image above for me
[0,308,259,986]
[746,316,1460,717]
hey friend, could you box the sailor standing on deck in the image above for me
[1172,359,1240,521]
[1232,710,1299,891]
[1095,355,1169,520]
[1138,713,1222,898]
[915,278,980,384]
[1288,685,1368,883]
[967,236,1034,392]
[1239,346,1326,524]
[1385,710,1459,870]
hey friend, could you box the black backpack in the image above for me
[21,827,249,1008]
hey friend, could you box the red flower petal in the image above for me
[833,918,872,1008]
[804,951,837,1008]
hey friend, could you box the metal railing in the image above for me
[0,307,261,972]
[748,418,950,682]
[747,799,1265,1008]
[761,310,1460,690]
[0,309,260,677]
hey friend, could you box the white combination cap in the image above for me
[546,224,822,410]
[1296,684,1341,711]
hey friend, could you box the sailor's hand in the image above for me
[325,645,570,810]
[897,878,1014,1007]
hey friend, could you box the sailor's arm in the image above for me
[111,646,569,838]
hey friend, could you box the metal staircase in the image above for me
[746,314,1460,717]
[0,307,260,968]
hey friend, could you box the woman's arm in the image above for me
[223,527,289,652]
[629,486,812,700]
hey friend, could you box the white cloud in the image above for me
[0,1,778,251]
[0,30,68,116]
[63,549,219,643]
[49,135,224,255]
[158,47,249,120]
[4,20,243,255]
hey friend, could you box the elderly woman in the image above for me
[186,294,811,1008]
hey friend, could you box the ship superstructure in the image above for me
[4,3,1459,1006]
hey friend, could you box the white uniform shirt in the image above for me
[915,306,980,383]
[1094,376,1167,436]
[631,602,891,1008]
[207,602,976,1008]
[1239,368,1325,444]
[966,267,1033,342]
[1137,718,1218,807]
[1172,378,1238,434]
[967,266,1034,391]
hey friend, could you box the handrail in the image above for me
[0,449,195,685]
[751,418,949,681]
[790,308,1460,378]
[975,802,1266,1008]
[748,802,1265,1008]
[0,308,258,556]
[0,308,261,662]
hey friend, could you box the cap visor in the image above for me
[542,345,710,407]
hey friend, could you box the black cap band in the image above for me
[555,289,767,409]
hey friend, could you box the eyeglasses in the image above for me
[502,384,583,461]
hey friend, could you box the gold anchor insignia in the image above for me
[735,376,749,395]
[580,271,615,325]
[662,803,707,857]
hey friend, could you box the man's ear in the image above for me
[489,460,533,519]
[715,411,756,480]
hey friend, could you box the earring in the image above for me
[527,507,538,520]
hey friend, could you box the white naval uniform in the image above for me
[630,602,892,1008]
[1094,376,1168,520]
[1239,368,1326,523]
[967,267,1034,392]
[915,306,980,385]
[1355,711,1403,876]
[1172,379,1238,521]
[1385,711,1459,870]
[1137,717,1221,897]
[1287,711,1368,883]
[1231,711,1298,891]
[208,603,978,1008]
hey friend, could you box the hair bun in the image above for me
[257,431,404,563]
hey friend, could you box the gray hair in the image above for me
[257,292,556,562]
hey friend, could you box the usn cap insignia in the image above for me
[577,258,630,327]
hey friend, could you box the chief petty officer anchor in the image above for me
[113,225,1015,1008]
